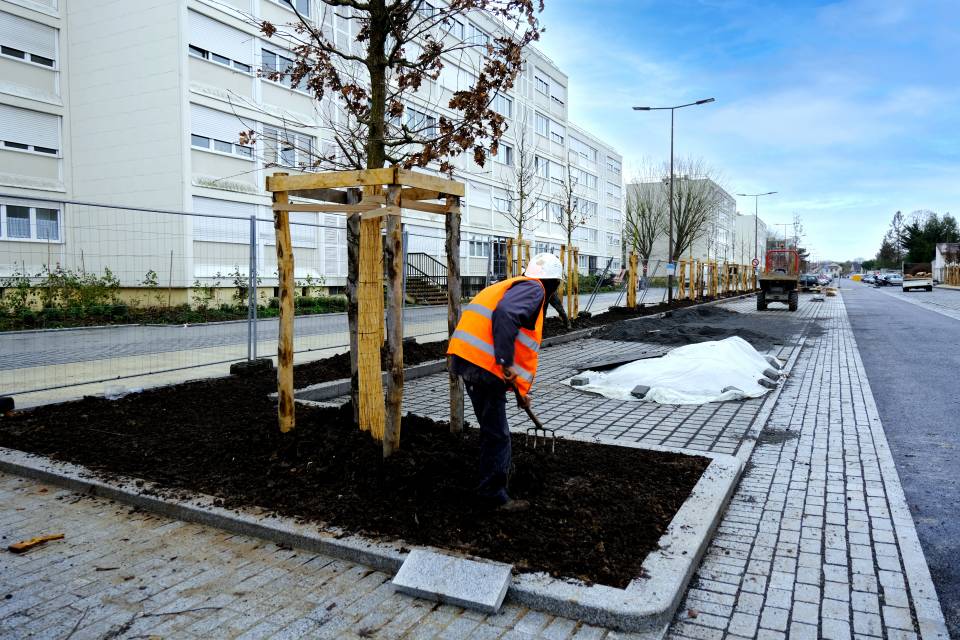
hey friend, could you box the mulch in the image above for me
[0,297,728,587]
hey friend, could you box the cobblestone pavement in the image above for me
[399,296,823,457]
[871,285,960,322]
[666,290,948,640]
[0,291,949,639]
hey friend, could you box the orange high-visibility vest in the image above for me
[447,276,547,396]
[447,276,545,397]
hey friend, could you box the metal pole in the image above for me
[485,236,493,286]
[754,196,759,274]
[585,256,613,313]
[668,107,675,304]
[402,229,409,321]
[247,215,257,361]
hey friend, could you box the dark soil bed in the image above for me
[0,377,708,588]
[598,304,818,351]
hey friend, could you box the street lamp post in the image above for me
[736,191,777,273]
[633,98,715,303]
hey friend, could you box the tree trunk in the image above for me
[446,196,464,434]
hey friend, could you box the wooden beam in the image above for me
[398,199,450,215]
[400,187,441,201]
[266,167,397,192]
[395,168,465,197]
[287,187,348,204]
[271,202,381,213]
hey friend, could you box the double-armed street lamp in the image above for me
[633,98,715,302]
[736,191,777,273]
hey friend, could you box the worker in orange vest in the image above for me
[447,253,564,512]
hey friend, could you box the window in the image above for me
[535,75,549,96]
[188,11,253,73]
[1,202,61,242]
[535,112,549,137]
[261,47,296,88]
[493,197,511,214]
[569,137,597,164]
[405,107,438,138]
[491,92,513,118]
[0,11,57,68]
[466,23,490,46]
[606,156,621,174]
[573,197,598,219]
[607,233,621,247]
[551,83,566,106]
[0,104,60,155]
[468,235,490,258]
[550,122,565,145]
[535,155,549,179]
[442,18,464,39]
[492,143,513,166]
[190,104,254,160]
[263,126,314,168]
[418,2,438,18]
[268,0,310,16]
[606,181,621,198]
[572,168,597,189]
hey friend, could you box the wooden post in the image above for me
[565,246,574,319]
[271,174,295,433]
[445,195,464,434]
[572,247,579,319]
[358,189,385,439]
[345,189,361,425]
[558,244,567,299]
[505,238,514,278]
[383,184,403,457]
[627,252,638,308]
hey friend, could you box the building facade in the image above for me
[0,0,624,298]
[733,213,769,267]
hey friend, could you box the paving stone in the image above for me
[391,550,511,614]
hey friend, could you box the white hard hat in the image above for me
[524,252,564,280]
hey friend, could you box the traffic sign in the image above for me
[752,258,760,267]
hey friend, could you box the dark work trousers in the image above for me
[464,377,512,505]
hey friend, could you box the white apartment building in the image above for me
[0,0,624,297]
[733,213,769,266]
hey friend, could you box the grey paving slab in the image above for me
[392,549,512,614]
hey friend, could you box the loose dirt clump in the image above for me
[0,384,708,588]
[598,306,812,351]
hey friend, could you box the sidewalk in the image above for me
[0,293,949,639]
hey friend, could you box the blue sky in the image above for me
[534,0,960,261]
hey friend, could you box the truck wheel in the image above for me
[757,291,767,311]
[788,291,798,312]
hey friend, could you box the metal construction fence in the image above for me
[0,194,621,400]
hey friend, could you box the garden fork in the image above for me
[513,387,555,453]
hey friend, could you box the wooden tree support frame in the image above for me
[627,253,639,308]
[266,168,465,454]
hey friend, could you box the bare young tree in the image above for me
[254,0,543,440]
[624,178,665,277]
[502,119,542,241]
[669,158,725,260]
[555,163,588,252]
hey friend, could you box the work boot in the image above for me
[496,498,530,513]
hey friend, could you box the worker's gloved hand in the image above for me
[500,364,519,384]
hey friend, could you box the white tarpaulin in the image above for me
[567,337,782,404]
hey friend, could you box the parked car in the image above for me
[799,274,819,291]
[862,274,876,284]
[885,273,904,286]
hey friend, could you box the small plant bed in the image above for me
[0,382,708,587]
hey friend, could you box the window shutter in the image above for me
[0,10,56,60]
[192,196,254,244]
[188,10,253,65]
[322,213,345,278]
[290,211,317,248]
[190,103,252,143]
[0,104,59,149]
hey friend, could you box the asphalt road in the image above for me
[843,282,960,636]
[0,290,645,372]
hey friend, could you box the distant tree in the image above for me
[902,211,960,263]
[555,163,589,254]
[502,120,543,242]
[876,236,899,268]
[668,158,725,260]
[624,177,665,276]
[888,210,906,263]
